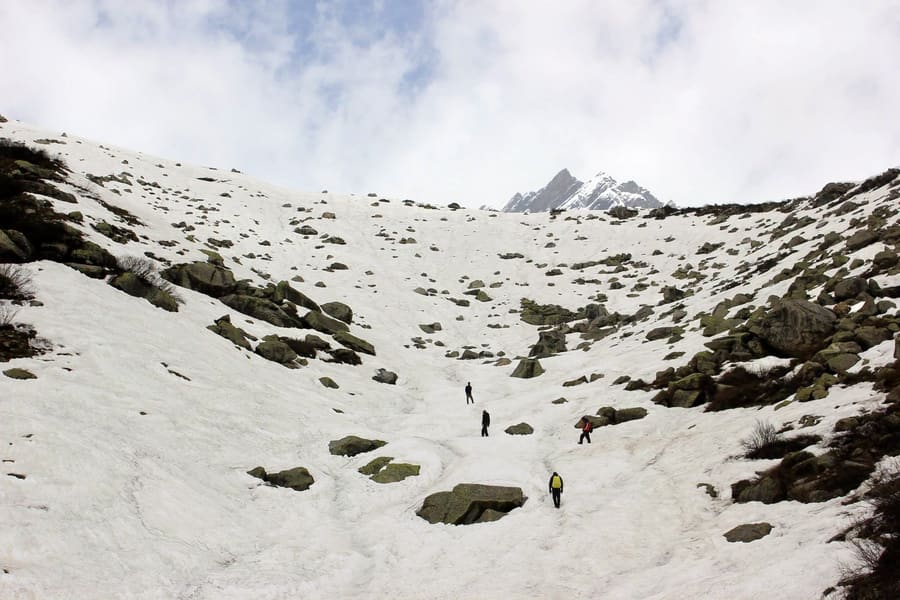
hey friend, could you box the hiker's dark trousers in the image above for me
[579,432,591,444]
[466,394,474,404]
[551,489,561,508]
[481,425,488,437]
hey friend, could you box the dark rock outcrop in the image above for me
[247,466,314,491]
[161,262,236,297]
[417,483,527,525]
[723,522,773,543]
[328,435,387,457]
[749,299,836,358]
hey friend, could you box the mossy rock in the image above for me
[333,330,375,355]
[504,422,534,435]
[319,377,339,389]
[206,315,252,349]
[724,522,773,543]
[109,272,179,312]
[255,340,298,364]
[417,483,526,525]
[371,462,420,483]
[300,310,349,335]
[614,407,648,422]
[511,358,544,379]
[3,368,36,380]
[329,435,387,457]
[419,322,442,334]
[358,456,394,476]
[274,281,319,311]
[248,466,314,491]
[222,294,299,328]
[321,301,353,324]
[161,261,236,297]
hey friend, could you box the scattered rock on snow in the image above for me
[417,483,527,525]
[247,466,314,491]
[328,436,387,457]
[723,522,773,543]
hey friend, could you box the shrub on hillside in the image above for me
[841,460,900,599]
[0,303,19,327]
[0,263,33,300]
[741,420,779,458]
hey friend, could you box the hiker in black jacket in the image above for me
[465,382,474,404]
[481,410,490,437]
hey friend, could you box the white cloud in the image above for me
[1,0,898,207]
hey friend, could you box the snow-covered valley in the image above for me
[1,117,899,599]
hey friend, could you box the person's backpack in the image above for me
[584,420,593,433]
[551,475,562,489]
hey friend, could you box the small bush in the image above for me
[0,303,19,327]
[0,263,33,300]
[116,255,183,306]
[742,420,779,457]
[117,256,156,281]
[841,459,900,598]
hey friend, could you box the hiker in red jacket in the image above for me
[579,417,593,444]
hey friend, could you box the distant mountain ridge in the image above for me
[503,168,665,213]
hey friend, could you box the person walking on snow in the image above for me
[465,382,474,404]
[549,472,564,508]
[579,417,593,445]
[481,410,490,437]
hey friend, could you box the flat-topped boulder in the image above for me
[328,435,387,457]
[161,261,236,297]
[417,483,527,525]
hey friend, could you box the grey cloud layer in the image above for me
[1,0,898,207]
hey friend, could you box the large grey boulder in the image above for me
[372,368,398,384]
[417,483,527,525]
[832,277,868,301]
[161,261,236,297]
[749,299,836,358]
[247,466,314,491]
[371,463,420,484]
[328,435,387,457]
[529,328,566,358]
[109,271,179,312]
[300,310,350,335]
[254,340,298,365]
[731,476,784,504]
[206,315,252,349]
[723,522,773,543]
[334,331,375,355]
[321,301,353,324]
[221,294,299,328]
[273,281,319,311]
[505,423,534,435]
[511,358,544,379]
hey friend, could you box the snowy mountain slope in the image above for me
[1,117,899,599]
[502,168,664,213]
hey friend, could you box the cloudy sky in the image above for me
[2,1,899,208]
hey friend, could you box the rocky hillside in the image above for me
[502,168,664,213]
[1,115,899,599]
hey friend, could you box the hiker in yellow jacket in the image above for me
[548,472,563,508]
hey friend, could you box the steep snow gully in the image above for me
[1,118,899,599]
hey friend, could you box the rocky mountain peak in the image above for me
[503,168,664,213]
